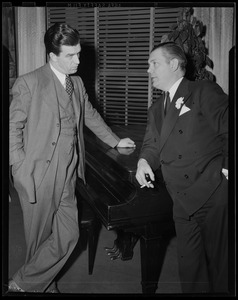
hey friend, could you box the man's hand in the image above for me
[117,138,136,148]
[136,158,155,188]
[116,147,136,155]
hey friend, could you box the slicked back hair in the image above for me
[44,23,80,56]
[152,42,187,71]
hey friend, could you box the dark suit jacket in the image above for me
[9,63,120,203]
[139,77,228,218]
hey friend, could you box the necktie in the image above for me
[65,75,74,99]
[164,91,171,115]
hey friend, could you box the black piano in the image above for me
[76,125,175,294]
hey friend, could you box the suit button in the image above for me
[46,160,51,164]
[52,142,56,146]
[179,130,183,134]
[161,160,164,164]
[178,155,182,159]
[184,174,189,179]
[56,123,60,127]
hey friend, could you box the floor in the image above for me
[6,184,182,295]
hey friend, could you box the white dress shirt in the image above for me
[49,63,66,88]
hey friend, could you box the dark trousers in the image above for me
[174,176,228,294]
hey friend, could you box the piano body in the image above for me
[76,125,175,294]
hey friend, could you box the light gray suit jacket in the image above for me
[10,63,120,203]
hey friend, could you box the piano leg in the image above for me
[140,235,168,294]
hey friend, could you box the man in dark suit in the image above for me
[136,42,228,294]
[9,23,135,293]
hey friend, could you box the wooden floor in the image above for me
[6,185,182,295]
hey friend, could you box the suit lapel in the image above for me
[159,78,191,153]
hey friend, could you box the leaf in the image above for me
[205,56,213,68]
[180,31,188,43]
[191,16,197,26]
[199,21,204,35]
[171,24,177,30]
[171,30,180,40]
[161,34,169,43]
[183,43,189,53]
[197,37,205,51]
[163,9,213,81]
[175,37,184,50]
[207,71,214,81]
[194,24,201,36]
[168,32,174,40]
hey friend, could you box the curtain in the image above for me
[15,7,46,76]
[193,7,235,94]
[2,6,17,102]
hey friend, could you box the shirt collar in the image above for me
[167,77,184,102]
[49,62,66,87]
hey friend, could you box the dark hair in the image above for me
[152,42,187,71]
[44,23,80,56]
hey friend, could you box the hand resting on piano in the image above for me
[117,137,136,148]
[116,147,136,155]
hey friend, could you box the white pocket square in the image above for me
[179,104,191,116]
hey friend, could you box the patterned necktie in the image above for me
[164,91,171,115]
[65,75,74,99]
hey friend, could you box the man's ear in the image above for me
[170,58,179,71]
[49,52,57,62]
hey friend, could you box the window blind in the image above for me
[47,8,95,43]
[97,8,151,125]
[46,7,181,125]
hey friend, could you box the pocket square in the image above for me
[179,104,191,116]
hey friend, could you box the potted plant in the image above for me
[161,7,214,81]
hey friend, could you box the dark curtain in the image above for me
[2,6,17,103]
[2,6,17,203]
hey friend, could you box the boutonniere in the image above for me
[175,97,184,109]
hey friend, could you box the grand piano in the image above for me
[76,124,175,294]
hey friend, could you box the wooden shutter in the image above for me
[97,7,151,125]
[46,8,95,43]
[97,7,181,124]
[153,7,181,45]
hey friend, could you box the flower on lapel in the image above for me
[175,97,184,109]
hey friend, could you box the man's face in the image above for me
[51,43,81,75]
[147,48,173,91]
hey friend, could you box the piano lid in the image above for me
[84,124,146,183]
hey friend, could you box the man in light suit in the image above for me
[136,42,229,294]
[9,23,135,293]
